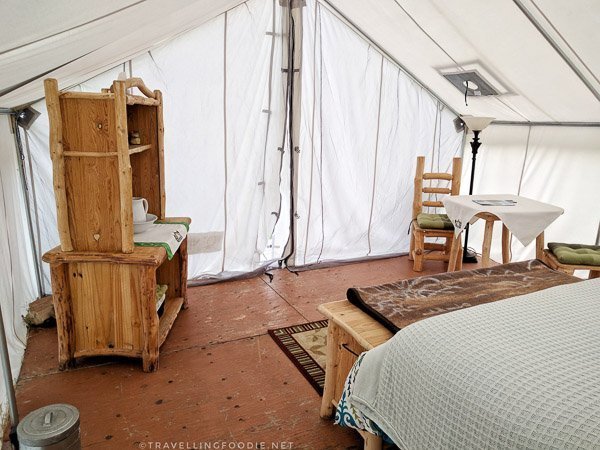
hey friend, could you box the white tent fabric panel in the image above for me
[0,1,139,54]
[534,0,600,79]
[294,1,463,266]
[464,125,600,265]
[321,0,600,123]
[22,0,289,285]
[126,23,228,278]
[0,115,36,421]
[0,0,245,108]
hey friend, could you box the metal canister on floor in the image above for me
[17,404,80,449]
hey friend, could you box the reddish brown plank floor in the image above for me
[14,255,481,449]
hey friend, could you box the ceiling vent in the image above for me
[442,70,500,96]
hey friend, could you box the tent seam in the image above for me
[221,12,229,272]
[366,54,385,256]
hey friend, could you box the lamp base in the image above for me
[462,248,478,264]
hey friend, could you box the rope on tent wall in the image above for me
[281,3,299,271]
[147,51,169,89]
[316,3,326,265]
[517,125,532,196]
[366,54,385,256]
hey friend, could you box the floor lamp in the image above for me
[460,115,495,263]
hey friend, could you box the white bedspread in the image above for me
[349,278,600,449]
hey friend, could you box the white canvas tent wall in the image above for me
[0,0,599,425]
[314,0,600,264]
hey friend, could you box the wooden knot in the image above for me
[93,233,100,241]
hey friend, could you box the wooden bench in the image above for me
[318,300,393,450]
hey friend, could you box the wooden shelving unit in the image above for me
[42,77,188,372]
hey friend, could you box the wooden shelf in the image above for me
[159,297,184,346]
[64,151,118,158]
[43,76,185,373]
[129,144,151,155]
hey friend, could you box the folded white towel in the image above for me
[134,222,188,259]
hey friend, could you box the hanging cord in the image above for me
[280,6,299,275]
[464,81,469,106]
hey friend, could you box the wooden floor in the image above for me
[15,255,480,449]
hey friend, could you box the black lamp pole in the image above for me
[462,129,481,263]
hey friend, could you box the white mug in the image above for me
[133,197,149,223]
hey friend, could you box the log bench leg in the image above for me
[320,322,341,418]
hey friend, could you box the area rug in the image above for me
[268,320,328,395]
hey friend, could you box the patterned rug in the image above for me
[268,320,328,395]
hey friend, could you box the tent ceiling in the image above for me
[0,0,598,123]
[324,0,600,123]
[0,0,244,108]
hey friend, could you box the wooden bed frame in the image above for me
[318,300,392,450]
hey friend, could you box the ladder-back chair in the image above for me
[410,156,463,272]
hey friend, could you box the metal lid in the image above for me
[17,404,80,446]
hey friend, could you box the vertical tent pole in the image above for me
[0,302,19,445]
[12,115,45,298]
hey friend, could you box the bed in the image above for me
[319,260,593,449]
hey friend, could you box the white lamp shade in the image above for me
[460,115,495,132]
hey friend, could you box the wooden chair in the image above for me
[410,156,462,272]
[542,243,600,279]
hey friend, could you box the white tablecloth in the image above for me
[443,194,564,246]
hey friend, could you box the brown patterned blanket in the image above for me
[347,260,579,332]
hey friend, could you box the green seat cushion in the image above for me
[416,213,454,230]
[548,242,600,266]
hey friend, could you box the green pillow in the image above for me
[548,242,600,266]
[416,213,454,230]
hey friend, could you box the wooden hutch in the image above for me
[42,77,189,372]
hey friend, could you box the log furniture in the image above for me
[410,156,463,272]
[542,246,600,279]
[41,77,188,372]
[318,300,392,450]
[444,194,564,272]
[446,213,519,271]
